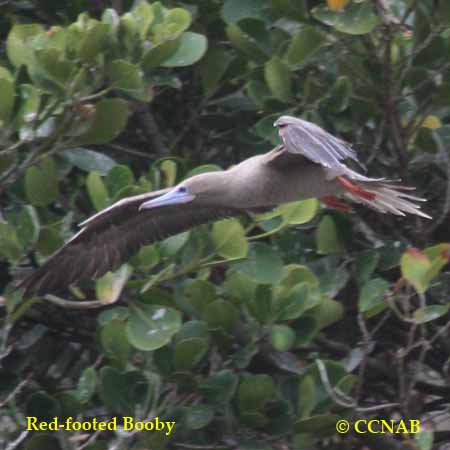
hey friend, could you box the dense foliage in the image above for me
[1,0,450,449]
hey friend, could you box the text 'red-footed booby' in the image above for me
[19,115,431,296]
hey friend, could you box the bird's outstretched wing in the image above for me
[19,190,240,296]
[277,116,361,169]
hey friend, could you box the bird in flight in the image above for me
[20,115,431,296]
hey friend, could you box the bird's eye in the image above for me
[278,123,287,128]
[178,186,187,193]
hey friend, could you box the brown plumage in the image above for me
[19,116,431,296]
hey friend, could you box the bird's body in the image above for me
[19,116,431,296]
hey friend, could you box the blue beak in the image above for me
[139,188,195,211]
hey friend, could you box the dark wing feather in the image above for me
[281,119,360,169]
[19,191,241,296]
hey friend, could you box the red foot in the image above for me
[337,176,376,201]
[321,196,352,212]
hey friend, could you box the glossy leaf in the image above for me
[162,32,207,67]
[76,367,97,403]
[109,60,149,101]
[235,242,284,284]
[222,0,265,24]
[185,404,214,430]
[174,337,209,371]
[0,223,23,261]
[316,215,343,254]
[86,171,109,211]
[271,324,296,351]
[414,305,449,324]
[62,148,117,175]
[212,218,248,259]
[95,264,132,304]
[358,278,389,313]
[126,304,182,351]
[25,157,59,207]
[238,374,274,412]
[79,98,129,144]
[204,299,238,332]
[7,24,44,68]
[286,27,326,66]
[279,199,319,225]
[100,319,130,364]
[313,1,379,35]
[264,57,291,102]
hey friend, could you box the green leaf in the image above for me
[298,375,316,418]
[34,48,74,88]
[160,159,177,186]
[75,367,97,403]
[86,171,109,211]
[142,38,181,70]
[185,279,217,315]
[7,24,44,68]
[162,32,208,67]
[414,305,449,324]
[278,199,319,225]
[185,404,214,430]
[311,296,344,329]
[16,206,40,248]
[100,319,130,365]
[238,374,274,412]
[325,76,352,113]
[36,226,63,256]
[226,24,267,63]
[132,1,154,38]
[271,324,296,351]
[355,250,380,286]
[173,337,209,371]
[286,27,326,66]
[200,47,234,96]
[221,0,266,24]
[400,248,432,294]
[235,242,284,284]
[313,1,379,35]
[106,163,134,191]
[0,223,23,261]
[62,148,117,175]
[95,264,132,304]
[0,77,15,123]
[204,299,238,332]
[25,157,59,207]
[358,278,389,313]
[316,215,343,254]
[109,59,149,101]
[264,57,291,102]
[79,98,129,144]
[126,304,182,351]
[212,219,248,259]
[165,8,192,34]
[78,22,109,63]
[274,283,320,321]
[200,370,238,404]
[99,366,131,414]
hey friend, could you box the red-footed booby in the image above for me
[20,115,431,296]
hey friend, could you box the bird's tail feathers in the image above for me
[343,180,431,219]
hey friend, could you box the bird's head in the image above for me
[139,184,195,211]
[273,115,299,130]
[138,171,230,211]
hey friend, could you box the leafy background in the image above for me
[1,0,450,449]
